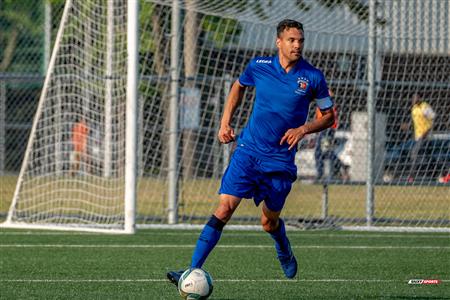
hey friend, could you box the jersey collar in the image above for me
[273,54,303,75]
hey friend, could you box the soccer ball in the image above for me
[178,268,213,300]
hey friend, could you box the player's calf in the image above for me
[276,240,297,279]
[265,218,298,278]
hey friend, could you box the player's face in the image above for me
[276,28,304,62]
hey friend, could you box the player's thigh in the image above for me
[260,172,293,212]
[219,150,258,199]
[214,194,242,223]
[261,202,281,220]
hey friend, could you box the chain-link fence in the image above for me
[1,0,449,230]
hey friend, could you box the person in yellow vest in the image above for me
[408,93,435,182]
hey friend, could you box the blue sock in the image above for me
[269,219,291,257]
[190,215,225,268]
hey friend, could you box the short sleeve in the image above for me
[314,70,333,110]
[238,60,255,86]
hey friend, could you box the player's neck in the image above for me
[278,55,300,73]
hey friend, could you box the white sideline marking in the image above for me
[141,232,450,239]
[0,244,449,250]
[0,231,448,239]
[1,278,448,283]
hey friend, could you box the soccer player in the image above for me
[167,19,334,284]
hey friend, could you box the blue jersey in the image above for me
[237,55,332,164]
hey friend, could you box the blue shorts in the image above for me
[219,149,297,212]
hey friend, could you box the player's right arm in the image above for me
[218,80,246,144]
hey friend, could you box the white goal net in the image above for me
[2,0,449,232]
[2,0,129,232]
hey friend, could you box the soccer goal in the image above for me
[2,0,449,233]
[1,0,138,233]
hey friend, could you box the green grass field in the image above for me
[0,228,449,299]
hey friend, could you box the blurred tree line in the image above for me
[0,0,65,74]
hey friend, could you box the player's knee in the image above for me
[214,204,235,223]
[261,217,278,233]
[215,195,241,223]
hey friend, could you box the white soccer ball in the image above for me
[178,268,213,300]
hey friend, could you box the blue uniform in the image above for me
[219,55,332,211]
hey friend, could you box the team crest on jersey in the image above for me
[295,77,310,95]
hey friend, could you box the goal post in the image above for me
[2,0,449,233]
[124,0,139,234]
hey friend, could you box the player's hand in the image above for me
[280,126,307,150]
[218,124,236,144]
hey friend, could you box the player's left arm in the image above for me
[280,109,334,150]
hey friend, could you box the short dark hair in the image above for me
[277,19,303,37]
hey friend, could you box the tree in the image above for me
[301,0,386,25]
[0,0,45,72]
